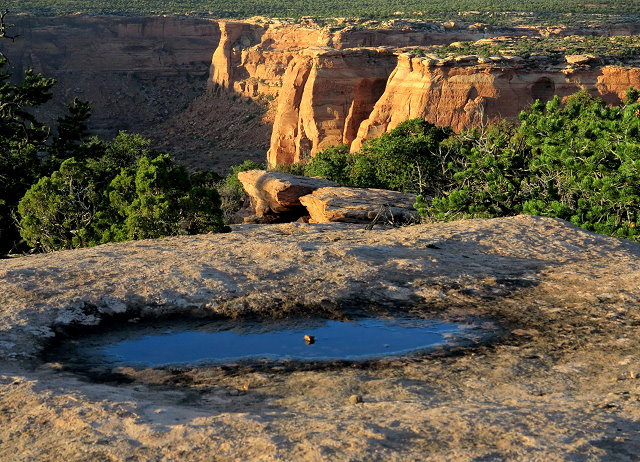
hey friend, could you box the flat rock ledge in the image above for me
[1,216,640,461]
[300,186,418,223]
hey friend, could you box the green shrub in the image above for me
[303,144,353,184]
[303,119,455,194]
[354,119,454,193]
[270,163,307,176]
[0,58,56,253]
[19,149,230,252]
[102,154,229,241]
[418,89,640,241]
[18,158,101,251]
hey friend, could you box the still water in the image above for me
[53,317,493,368]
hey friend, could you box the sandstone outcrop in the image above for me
[210,21,329,98]
[299,187,418,223]
[12,15,640,172]
[237,169,338,217]
[203,18,640,167]
[565,54,600,66]
[1,216,640,459]
[266,47,396,166]
[208,19,543,100]
[350,59,640,150]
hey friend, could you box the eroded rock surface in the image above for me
[350,57,640,150]
[1,216,640,460]
[237,169,338,217]
[205,19,640,165]
[299,186,418,223]
[266,47,396,166]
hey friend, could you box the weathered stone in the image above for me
[266,47,397,167]
[350,56,640,151]
[299,187,418,223]
[0,216,640,459]
[237,170,338,217]
[565,54,600,65]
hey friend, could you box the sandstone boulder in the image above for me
[299,186,419,223]
[237,170,338,218]
[565,54,600,65]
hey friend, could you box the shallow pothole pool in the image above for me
[47,316,497,369]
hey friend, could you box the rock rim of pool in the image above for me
[0,215,638,362]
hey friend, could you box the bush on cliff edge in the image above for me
[304,119,454,195]
[19,148,230,252]
[417,89,640,241]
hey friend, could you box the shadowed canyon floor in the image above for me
[1,216,640,460]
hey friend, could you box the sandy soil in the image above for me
[1,216,640,460]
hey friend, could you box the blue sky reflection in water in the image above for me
[96,318,485,367]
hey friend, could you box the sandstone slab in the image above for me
[299,186,419,223]
[237,169,338,217]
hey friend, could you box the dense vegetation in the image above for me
[305,120,453,195]
[303,90,640,241]
[5,0,638,26]
[411,35,640,65]
[0,57,228,255]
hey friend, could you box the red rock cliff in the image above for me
[266,47,396,166]
[209,21,640,166]
[351,55,640,151]
[210,21,330,98]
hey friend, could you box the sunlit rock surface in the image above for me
[1,216,640,459]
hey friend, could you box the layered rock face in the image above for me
[210,21,329,98]
[12,16,640,171]
[266,47,396,165]
[205,19,639,167]
[351,56,640,151]
[6,15,219,139]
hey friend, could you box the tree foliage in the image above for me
[304,89,640,242]
[19,149,229,252]
[0,57,56,253]
[418,89,640,240]
[18,158,100,251]
[304,119,454,194]
[7,0,636,27]
[1,31,229,254]
[104,154,229,241]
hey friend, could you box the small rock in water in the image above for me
[348,394,363,405]
[304,335,315,345]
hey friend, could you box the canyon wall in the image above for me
[6,15,220,140]
[266,47,396,165]
[207,19,555,101]
[207,20,640,167]
[351,56,640,151]
[210,21,329,98]
[10,15,640,172]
